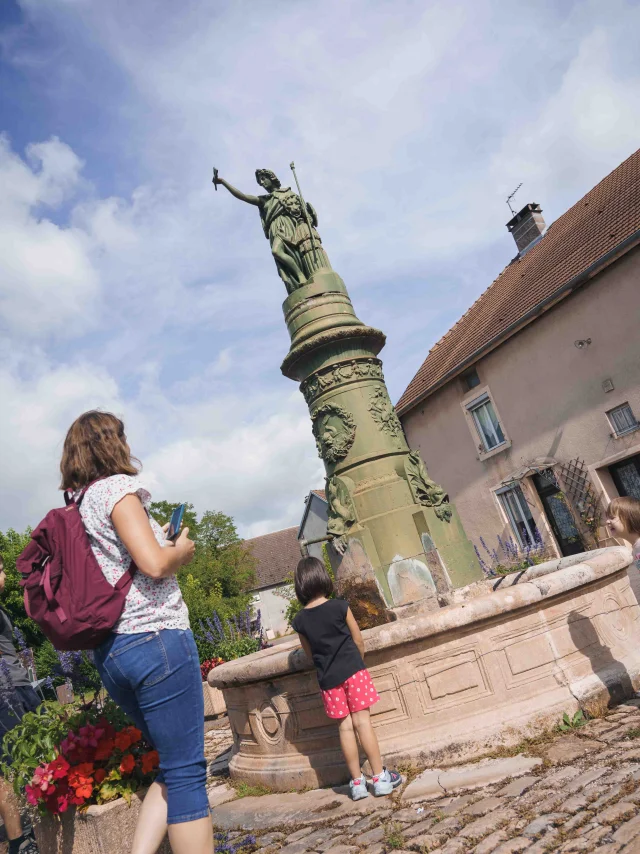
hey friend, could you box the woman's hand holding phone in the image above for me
[162,523,195,565]
[174,528,195,566]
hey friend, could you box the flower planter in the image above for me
[204,681,227,718]
[34,791,172,854]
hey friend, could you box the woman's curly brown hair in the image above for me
[60,411,141,491]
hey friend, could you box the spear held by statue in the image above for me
[290,161,320,268]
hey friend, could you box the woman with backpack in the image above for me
[57,411,209,854]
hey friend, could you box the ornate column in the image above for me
[213,167,482,609]
[281,267,482,608]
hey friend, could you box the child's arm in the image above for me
[298,633,313,663]
[346,607,365,658]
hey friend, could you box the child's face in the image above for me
[606,514,627,538]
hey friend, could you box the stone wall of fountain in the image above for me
[210,547,640,791]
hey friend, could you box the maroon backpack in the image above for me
[17,482,136,650]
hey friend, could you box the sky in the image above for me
[1,0,639,537]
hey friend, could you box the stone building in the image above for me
[244,526,300,638]
[397,149,640,565]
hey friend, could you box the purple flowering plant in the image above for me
[199,606,269,661]
[475,531,546,578]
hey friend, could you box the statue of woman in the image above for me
[214,169,321,293]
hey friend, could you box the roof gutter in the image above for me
[397,228,640,416]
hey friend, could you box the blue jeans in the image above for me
[94,629,209,824]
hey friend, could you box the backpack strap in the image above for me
[115,561,138,590]
[41,557,68,624]
[64,477,108,507]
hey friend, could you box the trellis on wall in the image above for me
[556,458,604,546]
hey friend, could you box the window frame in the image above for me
[467,393,506,452]
[607,402,639,438]
[460,383,511,460]
[496,482,539,549]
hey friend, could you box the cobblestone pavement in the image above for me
[5,703,640,852]
[210,699,640,854]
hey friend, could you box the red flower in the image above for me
[74,782,93,799]
[74,763,95,778]
[68,763,94,800]
[119,753,136,775]
[115,726,143,752]
[125,726,142,745]
[94,768,107,784]
[141,750,159,775]
[49,756,71,780]
[57,794,70,813]
[114,731,132,752]
[95,738,115,761]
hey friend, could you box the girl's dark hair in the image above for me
[294,557,333,605]
[607,496,640,536]
[60,411,141,491]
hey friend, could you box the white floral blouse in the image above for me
[77,475,190,634]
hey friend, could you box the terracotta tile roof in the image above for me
[244,526,300,589]
[311,489,326,500]
[397,149,640,414]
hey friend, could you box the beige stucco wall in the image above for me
[401,245,640,559]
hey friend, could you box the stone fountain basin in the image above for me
[210,546,639,791]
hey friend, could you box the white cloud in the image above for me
[491,24,640,212]
[143,400,324,538]
[0,360,123,527]
[0,135,99,334]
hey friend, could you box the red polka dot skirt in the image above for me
[321,668,380,719]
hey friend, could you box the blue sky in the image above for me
[1,0,639,536]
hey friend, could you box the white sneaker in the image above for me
[349,776,369,800]
[372,767,402,796]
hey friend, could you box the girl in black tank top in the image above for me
[292,557,401,801]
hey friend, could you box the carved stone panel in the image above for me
[367,668,408,724]
[301,359,384,405]
[405,450,453,523]
[368,386,403,438]
[326,474,357,538]
[415,647,493,714]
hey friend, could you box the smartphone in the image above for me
[166,504,186,542]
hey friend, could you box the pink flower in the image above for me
[25,785,40,806]
[32,765,56,793]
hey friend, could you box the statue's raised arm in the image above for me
[213,172,260,207]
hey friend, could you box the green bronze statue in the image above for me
[213,168,330,293]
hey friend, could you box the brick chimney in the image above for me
[506,203,546,254]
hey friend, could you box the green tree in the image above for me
[0,528,45,650]
[185,510,256,598]
[149,503,256,597]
